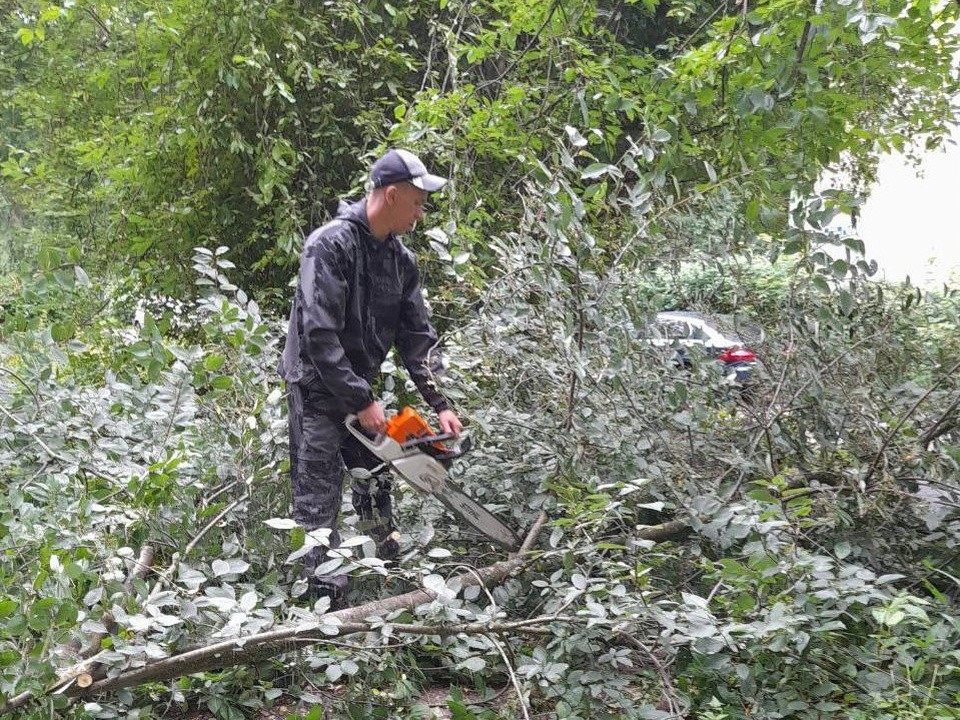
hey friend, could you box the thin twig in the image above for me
[147,492,249,600]
[675,0,728,55]
[473,0,562,94]
[0,366,41,419]
[920,392,960,448]
[616,632,684,718]
[863,357,960,487]
[487,631,531,720]
[201,478,242,509]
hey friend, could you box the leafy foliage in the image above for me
[3,225,960,718]
[2,0,960,718]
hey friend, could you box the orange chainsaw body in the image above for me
[386,407,448,455]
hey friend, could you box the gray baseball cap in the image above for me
[371,148,447,192]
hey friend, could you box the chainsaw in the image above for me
[344,407,520,551]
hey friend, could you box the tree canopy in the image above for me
[4,0,957,288]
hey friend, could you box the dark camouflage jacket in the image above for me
[279,199,448,415]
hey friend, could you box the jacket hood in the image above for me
[335,199,371,232]
[335,198,398,250]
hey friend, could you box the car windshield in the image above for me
[640,312,760,347]
[710,314,762,345]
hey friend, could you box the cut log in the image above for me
[635,520,689,543]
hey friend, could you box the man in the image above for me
[279,148,462,605]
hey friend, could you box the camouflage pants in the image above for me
[287,383,393,585]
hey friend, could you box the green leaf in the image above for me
[52,321,76,341]
[212,558,250,577]
[423,574,448,595]
[459,656,486,672]
[704,160,717,183]
[838,290,854,316]
[74,265,92,287]
[448,700,480,720]
[834,541,852,559]
[564,125,588,148]
[0,600,18,619]
[303,707,324,720]
[581,163,616,180]
[812,276,830,293]
[204,354,226,371]
[56,601,79,626]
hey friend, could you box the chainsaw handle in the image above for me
[405,434,472,462]
[347,415,379,440]
[344,414,405,462]
[435,434,472,462]
[400,432,453,449]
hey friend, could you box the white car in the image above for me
[641,311,758,385]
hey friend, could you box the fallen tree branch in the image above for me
[352,614,577,638]
[635,520,689,543]
[0,547,160,714]
[60,511,549,698]
[920,392,960,448]
[864,357,960,487]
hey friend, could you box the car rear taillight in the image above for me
[718,347,756,363]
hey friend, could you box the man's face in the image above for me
[388,182,429,235]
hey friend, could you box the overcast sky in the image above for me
[855,33,959,289]
[857,138,960,287]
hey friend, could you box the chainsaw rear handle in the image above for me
[346,415,378,440]
[400,433,472,462]
[344,415,405,462]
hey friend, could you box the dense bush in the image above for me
[4,139,960,718]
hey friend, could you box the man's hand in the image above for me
[357,401,387,435]
[437,409,463,439]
